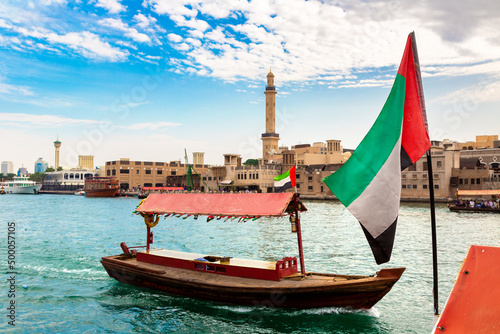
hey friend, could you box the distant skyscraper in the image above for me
[34,157,48,173]
[1,161,14,175]
[17,167,28,176]
[54,137,62,169]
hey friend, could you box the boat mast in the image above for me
[294,193,306,277]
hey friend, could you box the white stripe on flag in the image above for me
[347,136,402,239]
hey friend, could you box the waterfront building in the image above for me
[1,161,14,175]
[34,157,49,173]
[451,147,500,192]
[105,155,209,190]
[42,169,99,192]
[54,138,62,169]
[201,153,280,193]
[295,164,341,196]
[400,140,461,201]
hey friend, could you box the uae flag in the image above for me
[274,165,297,192]
[323,33,431,265]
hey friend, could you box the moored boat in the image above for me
[1,176,41,194]
[448,189,500,213]
[84,176,119,197]
[101,193,405,309]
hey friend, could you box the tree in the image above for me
[45,167,55,172]
[243,159,259,166]
[0,173,16,181]
[57,166,63,171]
[29,172,45,183]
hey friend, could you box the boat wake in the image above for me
[22,264,108,281]
[213,304,380,317]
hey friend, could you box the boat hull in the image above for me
[85,189,118,197]
[101,254,404,309]
[2,185,41,194]
[448,205,500,213]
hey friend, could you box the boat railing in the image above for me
[120,242,146,255]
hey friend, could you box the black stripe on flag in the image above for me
[400,145,414,171]
[360,218,398,265]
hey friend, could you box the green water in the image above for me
[0,195,498,333]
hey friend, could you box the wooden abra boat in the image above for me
[101,193,405,309]
[84,176,119,197]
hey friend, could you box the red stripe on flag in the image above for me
[398,35,431,164]
[290,165,296,187]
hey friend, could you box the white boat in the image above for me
[1,176,41,194]
[74,190,85,196]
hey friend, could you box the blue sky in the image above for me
[1,0,499,171]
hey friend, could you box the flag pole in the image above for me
[410,32,439,316]
[292,165,306,277]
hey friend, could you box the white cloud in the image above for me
[1,19,128,61]
[95,0,126,14]
[142,0,500,87]
[45,31,128,61]
[99,18,151,43]
[173,43,190,51]
[118,122,182,130]
[0,78,33,96]
[133,13,152,28]
[431,77,500,105]
[167,33,183,43]
[0,112,100,127]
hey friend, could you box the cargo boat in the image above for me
[84,176,119,197]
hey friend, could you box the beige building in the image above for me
[78,155,94,170]
[458,135,499,150]
[401,141,461,201]
[201,153,280,193]
[452,147,500,192]
[106,155,209,190]
[281,140,346,171]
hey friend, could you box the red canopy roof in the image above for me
[457,189,500,196]
[136,193,306,217]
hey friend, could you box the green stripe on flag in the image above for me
[274,170,290,182]
[323,74,406,207]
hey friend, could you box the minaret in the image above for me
[261,69,279,164]
[54,137,61,169]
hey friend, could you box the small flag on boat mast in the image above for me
[274,165,297,193]
[323,33,431,265]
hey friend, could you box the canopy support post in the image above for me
[146,226,151,252]
[294,194,306,277]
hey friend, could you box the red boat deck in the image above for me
[137,249,298,281]
[433,245,500,333]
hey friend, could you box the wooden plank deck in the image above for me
[144,249,277,271]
